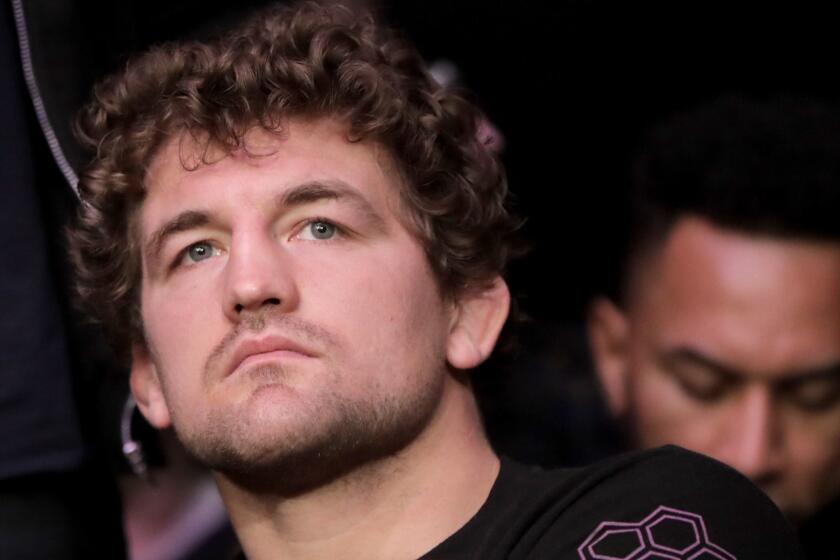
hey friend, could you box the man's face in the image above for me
[590,216,840,523]
[131,119,466,492]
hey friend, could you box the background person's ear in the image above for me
[446,276,510,370]
[129,344,173,429]
[587,296,631,417]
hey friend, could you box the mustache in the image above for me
[205,308,338,376]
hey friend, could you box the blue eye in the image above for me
[306,221,336,240]
[186,241,215,262]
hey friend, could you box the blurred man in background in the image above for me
[588,95,840,555]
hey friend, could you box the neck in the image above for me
[215,377,499,560]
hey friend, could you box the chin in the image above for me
[178,382,441,496]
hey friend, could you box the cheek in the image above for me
[141,282,224,388]
[301,245,449,370]
[785,412,840,476]
[144,269,221,332]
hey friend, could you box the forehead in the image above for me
[140,119,404,234]
[629,216,840,376]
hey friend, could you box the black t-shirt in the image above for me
[421,446,802,559]
[800,495,840,559]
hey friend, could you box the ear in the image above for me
[587,297,631,417]
[447,276,510,370]
[129,344,172,429]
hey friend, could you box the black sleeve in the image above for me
[534,446,803,559]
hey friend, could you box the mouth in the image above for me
[226,335,315,378]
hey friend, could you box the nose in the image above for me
[222,232,299,322]
[721,386,786,485]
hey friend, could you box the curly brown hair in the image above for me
[69,1,519,361]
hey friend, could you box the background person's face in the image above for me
[131,119,458,492]
[591,217,840,523]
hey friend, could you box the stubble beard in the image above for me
[160,308,447,496]
[173,361,446,497]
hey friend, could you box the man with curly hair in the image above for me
[69,3,802,558]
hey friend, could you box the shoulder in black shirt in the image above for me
[422,446,802,559]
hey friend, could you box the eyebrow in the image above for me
[661,346,840,388]
[277,180,387,231]
[145,210,210,265]
[143,180,387,265]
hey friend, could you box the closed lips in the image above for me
[227,336,315,376]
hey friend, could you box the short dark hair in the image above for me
[619,94,840,301]
[68,1,520,360]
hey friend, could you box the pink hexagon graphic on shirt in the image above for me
[577,506,737,560]
[646,514,701,554]
[687,547,736,560]
[587,527,645,559]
